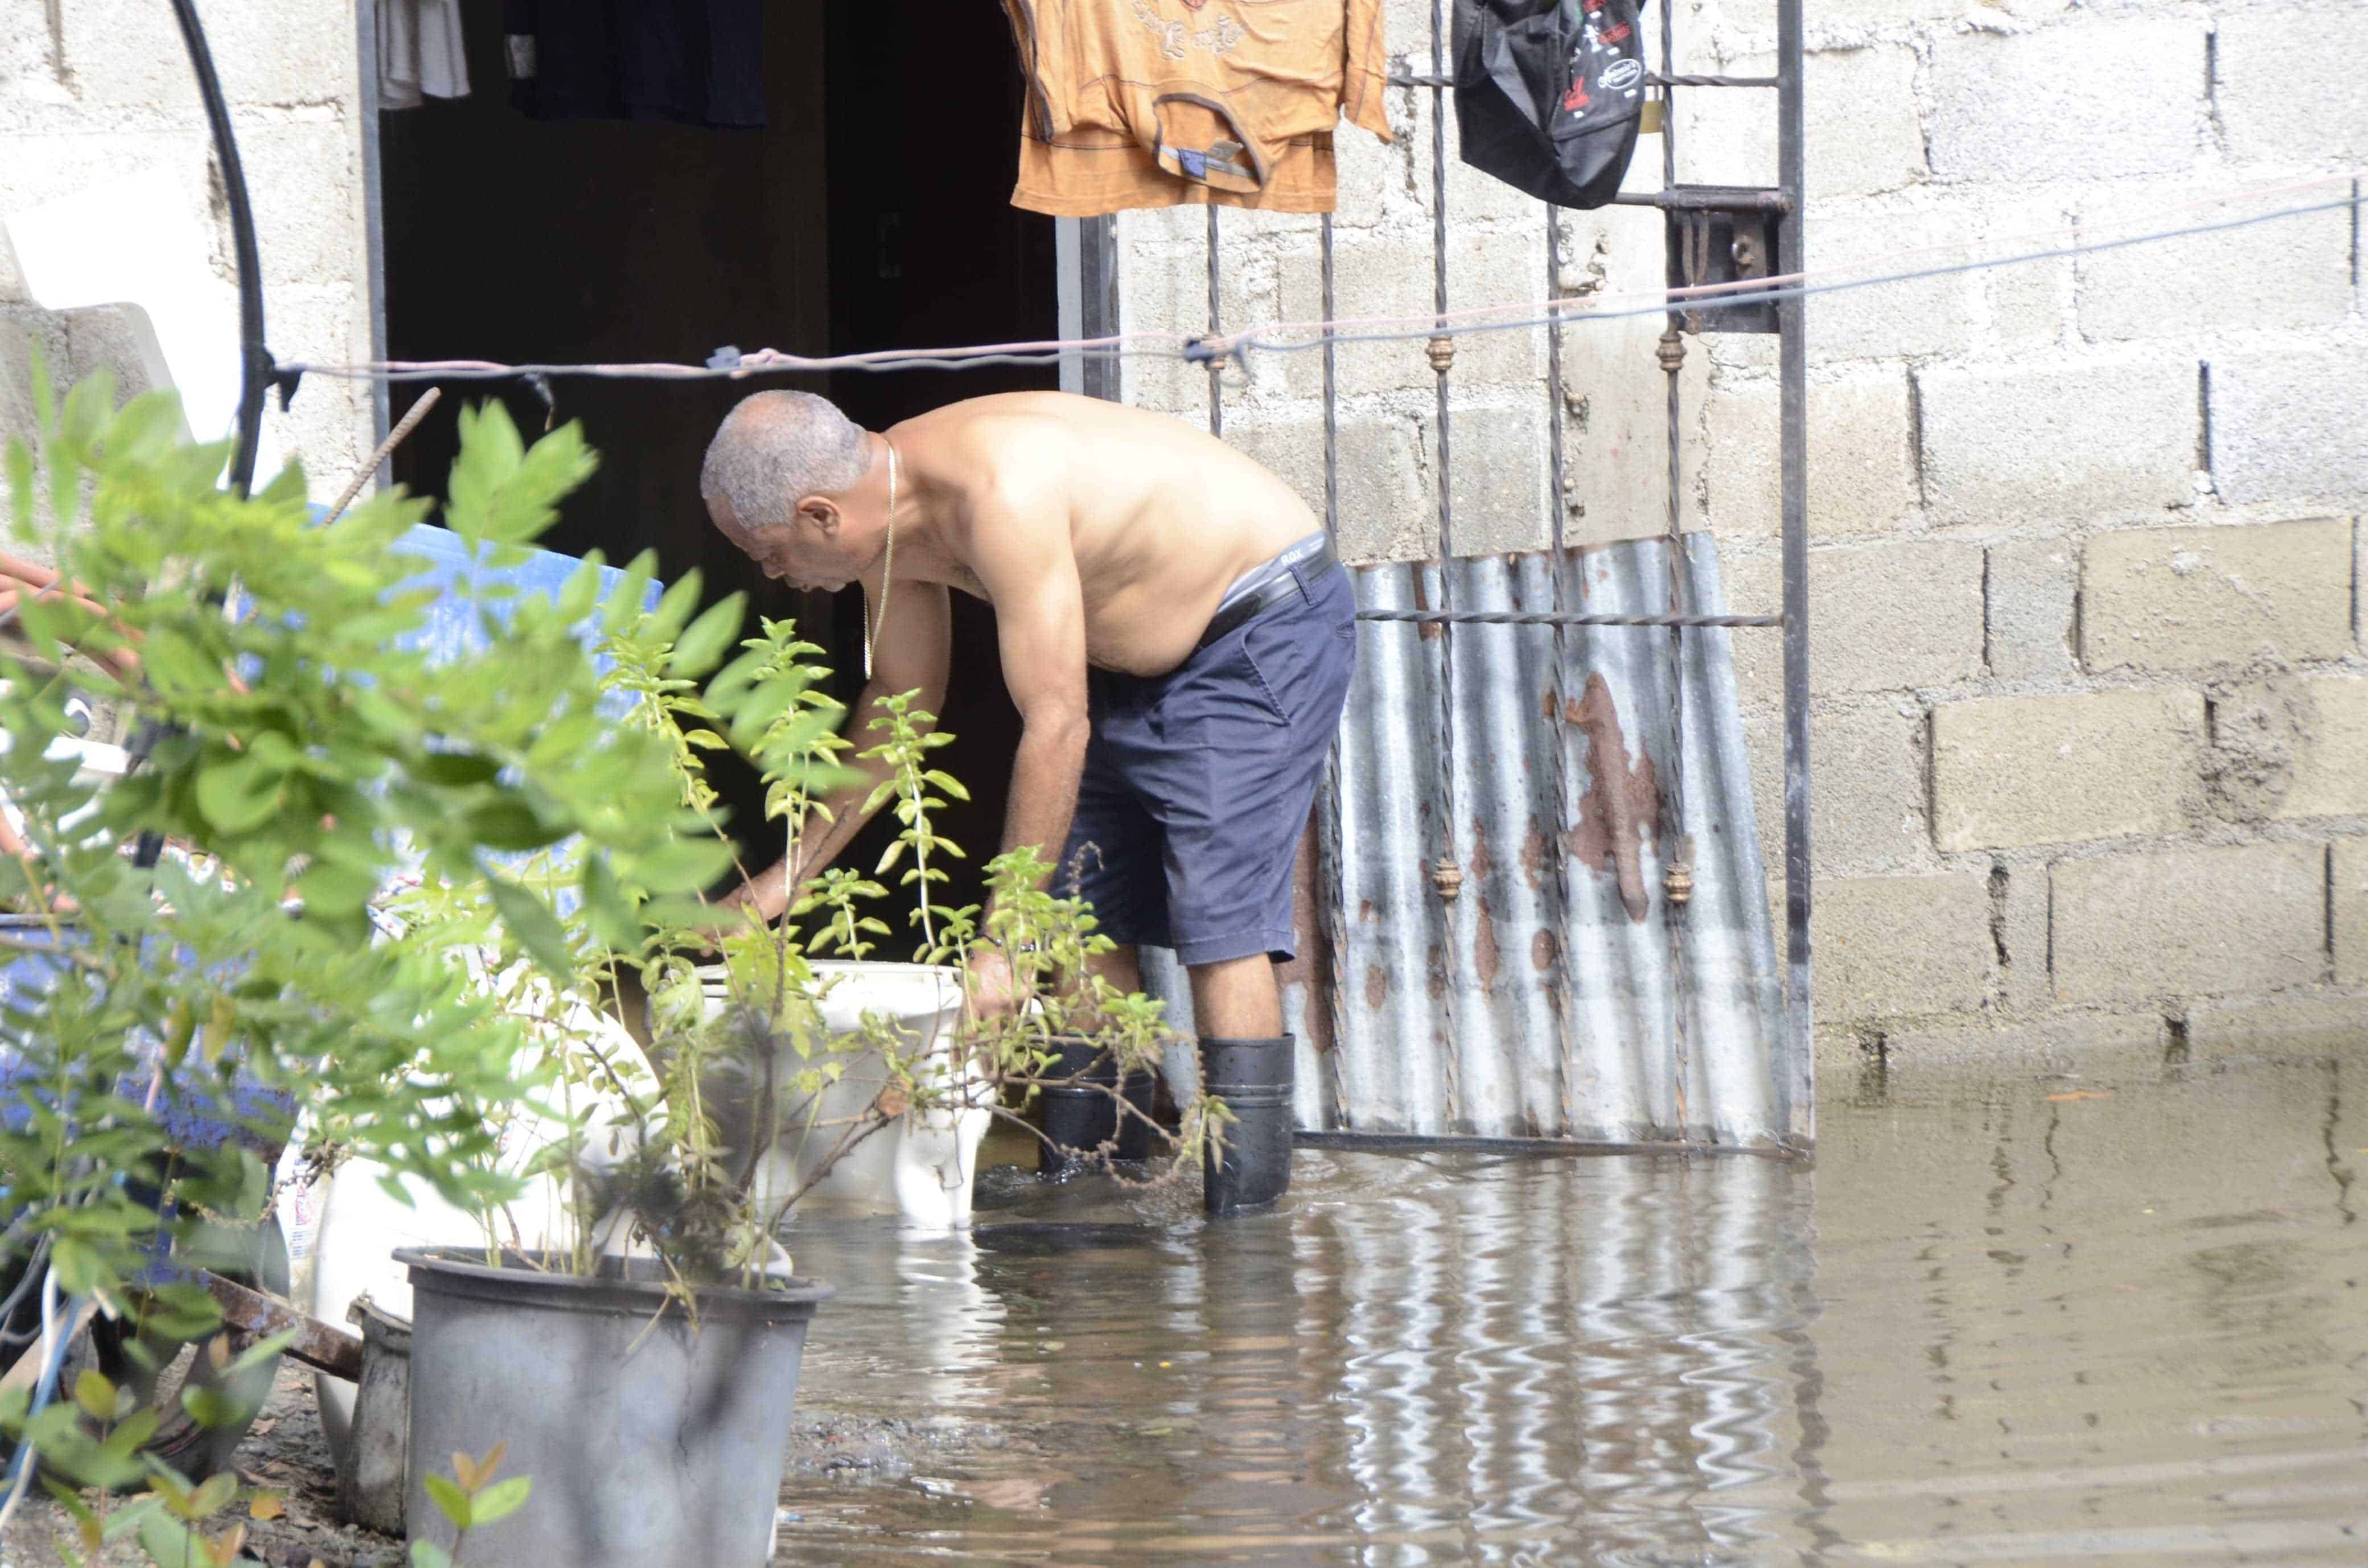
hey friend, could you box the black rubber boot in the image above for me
[1038,1035,1119,1179]
[1113,1067,1160,1163]
[1199,1035,1295,1217]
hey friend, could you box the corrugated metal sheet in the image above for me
[1140,533,1791,1149]
[1304,534,1787,1146]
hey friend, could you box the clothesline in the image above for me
[279,176,2359,386]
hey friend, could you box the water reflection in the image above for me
[778,1043,2368,1565]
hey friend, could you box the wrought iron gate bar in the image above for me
[1386,71,1779,89]
[1186,0,1814,1147]
[1359,610,1783,628]
[1612,188,1792,212]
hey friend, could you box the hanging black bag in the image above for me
[1452,0,1650,209]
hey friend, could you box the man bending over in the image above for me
[701,389,1354,1212]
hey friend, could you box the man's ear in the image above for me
[798,495,841,536]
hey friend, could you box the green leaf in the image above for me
[423,1471,473,1530]
[72,1369,117,1423]
[194,751,286,834]
[137,1506,199,1565]
[297,857,379,919]
[187,1471,238,1519]
[648,571,704,644]
[467,1474,532,1528]
[414,751,503,787]
[180,1384,250,1431]
[665,592,745,678]
[410,1541,455,1568]
[484,870,574,975]
[620,835,734,895]
[602,550,660,632]
[580,854,642,954]
[466,797,564,853]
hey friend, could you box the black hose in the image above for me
[166,0,269,500]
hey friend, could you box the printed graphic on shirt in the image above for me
[1136,0,1247,60]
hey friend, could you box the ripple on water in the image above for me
[776,1046,2368,1565]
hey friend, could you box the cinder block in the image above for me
[2215,9,2368,168]
[2076,184,2354,341]
[1228,413,1429,564]
[1746,698,1929,875]
[2050,842,2324,1003]
[1319,233,1546,400]
[1679,44,1925,201]
[1702,371,1913,538]
[1119,242,1275,415]
[1,308,71,451]
[1444,398,1553,557]
[56,0,360,118]
[1553,313,1709,548]
[1926,22,2205,183]
[1806,206,1982,363]
[2209,349,2368,509]
[2334,838,2368,987]
[1995,859,2051,1014]
[2280,674,2368,822]
[1917,358,2194,527]
[2081,518,2353,673]
[1986,194,2074,348]
[1931,688,2203,850]
[1728,539,1985,703]
[239,121,367,296]
[1813,873,1994,1022]
[1985,539,2078,681]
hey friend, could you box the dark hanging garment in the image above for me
[504,0,766,129]
[1451,0,1649,209]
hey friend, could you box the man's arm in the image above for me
[968,493,1091,884]
[720,580,952,923]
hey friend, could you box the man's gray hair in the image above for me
[700,391,871,530]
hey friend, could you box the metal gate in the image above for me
[1067,0,1812,1150]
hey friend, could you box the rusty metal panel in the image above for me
[1302,534,1786,1147]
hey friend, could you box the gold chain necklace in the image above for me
[864,438,898,681]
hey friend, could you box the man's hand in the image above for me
[966,945,1026,1023]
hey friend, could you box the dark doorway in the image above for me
[377,2,1055,920]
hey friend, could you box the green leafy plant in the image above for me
[443,601,1211,1300]
[0,368,719,1517]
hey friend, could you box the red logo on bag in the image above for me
[1600,20,1631,43]
[1562,77,1590,110]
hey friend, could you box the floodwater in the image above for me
[774,1038,2368,1566]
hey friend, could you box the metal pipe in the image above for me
[1776,0,1814,1147]
[169,0,268,497]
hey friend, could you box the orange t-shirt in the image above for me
[1003,0,1392,216]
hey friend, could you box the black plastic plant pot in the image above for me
[395,1248,832,1568]
[1199,1035,1296,1217]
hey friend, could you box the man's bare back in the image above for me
[701,387,1351,1060]
[872,392,1315,676]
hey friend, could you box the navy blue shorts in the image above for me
[1059,557,1356,966]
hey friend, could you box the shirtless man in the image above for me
[701,389,1353,1210]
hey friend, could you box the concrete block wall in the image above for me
[1113,0,2368,1058]
[0,0,376,499]
[1700,0,2368,1062]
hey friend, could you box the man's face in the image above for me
[709,495,869,593]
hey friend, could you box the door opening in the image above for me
[376,1,1054,917]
